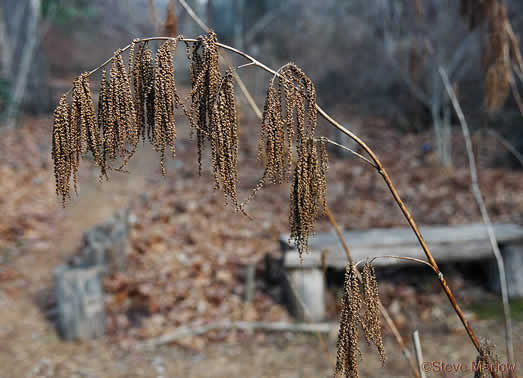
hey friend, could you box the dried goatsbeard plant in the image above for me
[459,0,523,113]
[52,30,328,259]
[336,263,385,378]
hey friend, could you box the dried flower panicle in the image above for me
[52,95,74,205]
[289,138,328,257]
[188,30,221,175]
[151,39,184,174]
[129,40,152,142]
[336,263,363,378]
[336,263,385,378]
[98,49,139,171]
[209,69,241,209]
[257,63,317,185]
[71,73,103,173]
[474,339,502,378]
[361,263,385,364]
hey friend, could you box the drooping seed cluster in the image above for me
[257,63,317,185]
[152,39,183,174]
[209,69,241,209]
[336,263,385,378]
[130,41,155,142]
[71,73,103,173]
[360,263,385,363]
[474,339,500,378]
[52,32,328,256]
[52,95,74,204]
[289,138,328,257]
[336,263,363,378]
[188,30,221,175]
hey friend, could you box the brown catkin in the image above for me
[336,263,363,378]
[289,138,328,257]
[152,39,183,174]
[52,95,73,205]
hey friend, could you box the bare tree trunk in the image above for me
[3,0,49,128]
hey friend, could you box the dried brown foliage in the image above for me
[336,263,385,378]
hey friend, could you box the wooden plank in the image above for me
[281,223,523,269]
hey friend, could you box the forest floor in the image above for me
[1,115,523,377]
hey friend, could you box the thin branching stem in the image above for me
[354,255,437,273]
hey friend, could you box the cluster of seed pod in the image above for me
[336,263,385,378]
[52,31,327,259]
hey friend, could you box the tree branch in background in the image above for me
[5,0,41,129]
[439,67,514,367]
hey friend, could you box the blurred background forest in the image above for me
[1,0,523,377]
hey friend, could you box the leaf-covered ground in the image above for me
[1,116,522,376]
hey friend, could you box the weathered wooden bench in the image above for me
[278,223,523,321]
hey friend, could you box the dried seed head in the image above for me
[52,95,73,205]
[336,263,363,378]
[71,73,103,173]
[336,263,386,378]
[209,69,241,210]
[474,339,501,378]
[361,263,385,364]
[188,30,221,175]
[289,138,328,257]
[106,49,139,169]
[246,63,319,209]
[151,39,183,174]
